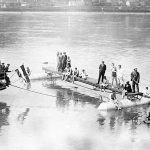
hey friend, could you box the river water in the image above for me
[0,12,150,150]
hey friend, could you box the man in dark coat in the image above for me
[131,68,140,93]
[97,61,106,84]
[62,52,67,72]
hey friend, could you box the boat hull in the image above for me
[98,97,150,110]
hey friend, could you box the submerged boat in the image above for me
[42,65,150,110]
[98,95,150,110]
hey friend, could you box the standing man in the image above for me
[62,52,67,72]
[131,68,140,93]
[97,61,106,84]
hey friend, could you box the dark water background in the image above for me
[0,12,150,150]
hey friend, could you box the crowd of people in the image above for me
[97,61,141,94]
[56,53,150,103]
[0,61,10,86]
[56,53,143,95]
[56,53,149,96]
[57,52,88,82]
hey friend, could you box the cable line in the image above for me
[10,84,69,100]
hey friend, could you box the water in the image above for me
[0,12,150,150]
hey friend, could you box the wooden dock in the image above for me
[42,66,123,94]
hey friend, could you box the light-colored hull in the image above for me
[98,97,150,110]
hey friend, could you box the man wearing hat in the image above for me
[131,68,140,93]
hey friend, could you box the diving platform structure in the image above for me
[42,65,150,110]
[42,66,143,96]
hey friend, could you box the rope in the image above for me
[10,84,70,101]
[11,78,22,84]
[9,71,16,79]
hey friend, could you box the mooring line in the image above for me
[10,84,69,100]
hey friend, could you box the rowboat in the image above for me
[42,65,150,110]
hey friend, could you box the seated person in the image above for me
[124,81,132,93]
[79,69,88,80]
[109,92,121,110]
[143,87,150,97]
[122,81,132,99]
[72,67,79,83]
[100,76,109,91]
[109,92,116,101]
[62,66,72,81]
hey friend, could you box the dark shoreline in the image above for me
[0,6,150,13]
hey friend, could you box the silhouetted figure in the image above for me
[131,68,140,93]
[97,61,106,84]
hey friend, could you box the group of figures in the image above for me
[57,52,71,72]
[0,61,10,86]
[97,61,140,93]
[56,52,88,82]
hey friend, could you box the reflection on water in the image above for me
[17,108,30,124]
[0,107,10,130]
[55,88,99,110]
[97,106,150,131]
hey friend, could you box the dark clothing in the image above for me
[5,75,10,86]
[98,72,105,84]
[73,70,79,77]
[0,72,10,86]
[131,71,140,83]
[124,83,132,93]
[97,64,106,83]
[5,66,9,72]
[131,71,140,93]
[1,65,5,71]
[67,59,71,68]
[147,116,150,121]
[58,55,63,72]
[132,81,139,93]
[62,55,67,71]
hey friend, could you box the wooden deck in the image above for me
[42,66,123,93]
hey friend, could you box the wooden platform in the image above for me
[42,66,124,93]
